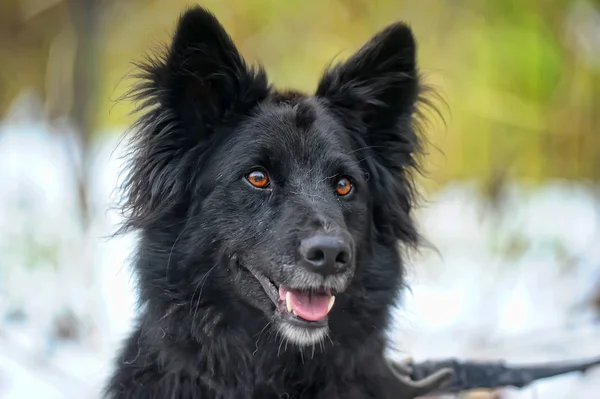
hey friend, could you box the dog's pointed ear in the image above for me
[315,22,419,131]
[316,24,424,243]
[159,6,270,130]
[119,7,269,232]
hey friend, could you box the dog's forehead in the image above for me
[244,97,350,157]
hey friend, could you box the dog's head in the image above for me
[120,7,426,348]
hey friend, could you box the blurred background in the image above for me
[0,0,599,398]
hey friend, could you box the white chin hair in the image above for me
[277,323,329,347]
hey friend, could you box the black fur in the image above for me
[107,6,431,399]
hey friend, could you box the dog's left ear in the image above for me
[316,23,423,243]
[316,22,419,129]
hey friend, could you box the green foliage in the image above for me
[1,0,599,187]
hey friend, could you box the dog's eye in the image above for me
[335,177,353,196]
[246,169,270,188]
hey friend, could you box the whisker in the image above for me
[190,264,219,334]
[253,321,272,356]
[166,225,187,275]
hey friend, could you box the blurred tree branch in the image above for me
[68,0,99,229]
[397,355,600,397]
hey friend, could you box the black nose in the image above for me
[299,235,352,276]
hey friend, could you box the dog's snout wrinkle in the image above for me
[299,234,352,276]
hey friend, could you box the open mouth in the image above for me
[278,286,335,325]
[247,268,336,328]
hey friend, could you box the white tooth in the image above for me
[286,292,293,313]
[327,296,335,313]
[292,309,297,316]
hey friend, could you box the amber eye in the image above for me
[246,169,270,188]
[335,177,353,196]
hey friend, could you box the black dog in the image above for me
[106,6,446,399]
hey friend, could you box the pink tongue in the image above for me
[289,290,331,322]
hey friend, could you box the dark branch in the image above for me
[390,356,600,396]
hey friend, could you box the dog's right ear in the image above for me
[119,7,269,232]
[137,6,270,133]
[160,7,270,130]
